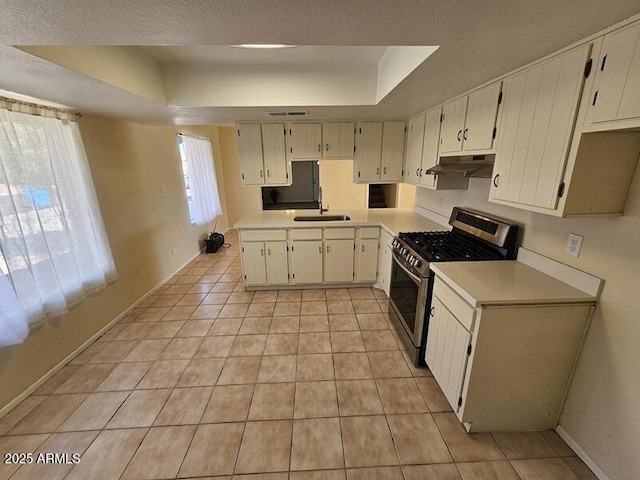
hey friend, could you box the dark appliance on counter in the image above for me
[389,207,518,366]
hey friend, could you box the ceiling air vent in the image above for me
[268,111,309,117]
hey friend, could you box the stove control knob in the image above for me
[414,259,421,268]
[408,254,414,263]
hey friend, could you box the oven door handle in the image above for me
[392,252,423,285]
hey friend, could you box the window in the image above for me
[177,141,196,223]
[177,135,223,226]
[0,106,115,345]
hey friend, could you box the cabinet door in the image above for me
[324,239,355,283]
[420,107,442,188]
[237,124,264,185]
[289,124,322,159]
[380,121,405,182]
[356,122,383,182]
[290,240,323,284]
[426,296,472,411]
[377,229,394,296]
[490,45,590,209]
[241,242,267,286]
[355,238,379,282]
[463,81,502,151]
[261,124,289,185]
[323,122,355,158]
[264,241,289,285]
[586,22,640,124]
[404,113,426,185]
[439,96,468,154]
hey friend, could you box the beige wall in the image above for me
[0,115,227,410]
[219,127,262,227]
[415,173,640,480]
[319,159,367,210]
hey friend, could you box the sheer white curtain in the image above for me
[181,135,223,226]
[0,108,116,345]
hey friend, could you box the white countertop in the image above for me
[234,208,446,236]
[431,261,597,307]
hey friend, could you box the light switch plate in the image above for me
[566,233,583,257]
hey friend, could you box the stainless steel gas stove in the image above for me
[389,207,519,366]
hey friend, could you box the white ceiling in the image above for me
[139,46,390,65]
[1,0,639,125]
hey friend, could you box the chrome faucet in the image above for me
[318,186,329,214]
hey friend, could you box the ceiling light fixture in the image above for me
[232,44,298,49]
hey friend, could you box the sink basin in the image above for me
[293,215,351,222]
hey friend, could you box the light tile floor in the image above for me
[0,230,598,480]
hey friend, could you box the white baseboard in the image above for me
[0,250,204,420]
[556,425,610,480]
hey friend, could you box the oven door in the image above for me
[389,251,427,347]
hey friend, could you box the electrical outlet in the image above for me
[566,233,583,257]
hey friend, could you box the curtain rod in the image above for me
[176,132,211,141]
[0,95,81,118]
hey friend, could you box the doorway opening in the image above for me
[262,161,320,210]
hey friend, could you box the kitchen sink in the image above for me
[293,215,351,222]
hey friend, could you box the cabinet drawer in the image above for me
[242,229,286,242]
[359,227,380,239]
[290,229,323,240]
[433,277,476,331]
[324,228,355,240]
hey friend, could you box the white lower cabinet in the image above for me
[290,239,323,285]
[240,230,289,286]
[426,295,472,410]
[355,227,379,283]
[324,239,355,283]
[323,228,355,283]
[376,229,394,296]
[240,226,380,288]
[427,275,593,432]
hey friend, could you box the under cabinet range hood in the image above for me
[426,155,494,178]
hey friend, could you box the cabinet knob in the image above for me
[319,246,322,254]
[430,306,435,317]
[419,168,423,177]
[267,170,271,177]
[493,174,500,188]
[326,143,329,151]
[260,169,263,178]
[463,128,468,141]
[361,245,365,252]
[376,167,380,175]
[268,248,272,255]
[326,245,330,253]
[383,167,387,174]
[457,130,462,142]
[318,144,322,152]
[260,249,264,256]
[416,168,420,177]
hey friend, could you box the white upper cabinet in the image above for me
[463,81,503,151]
[355,122,383,183]
[261,124,289,184]
[354,121,405,183]
[585,21,640,126]
[490,45,591,211]
[404,113,426,185]
[323,122,355,158]
[380,121,405,182]
[439,81,502,155]
[419,107,442,188]
[238,123,290,186]
[289,123,323,159]
[237,124,265,185]
[439,96,468,154]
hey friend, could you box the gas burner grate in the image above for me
[399,231,503,262]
